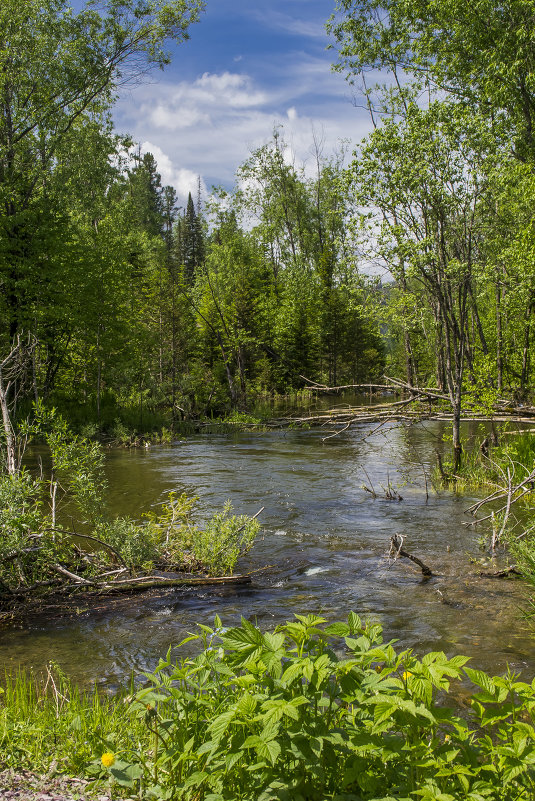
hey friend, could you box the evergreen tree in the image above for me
[181,192,205,284]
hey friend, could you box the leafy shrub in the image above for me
[110,418,137,447]
[189,500,259,575]
[35,403,106,526]
[144,493,260,575]
[0,471,42,544]
[2,615,535,800]
[0,471,46,589]
[222,410,262,427]
[94,518,161,574]
[108,613,535,801]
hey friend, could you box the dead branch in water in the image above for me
[5,566,273,600]
[478,566,522,578]
[389,534,435,577]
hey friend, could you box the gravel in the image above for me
[0,771,114,801]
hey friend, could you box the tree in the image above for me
[0,0,204,342]
[329,0,535,158]
[348,102,492,467]
[180,191,205,284]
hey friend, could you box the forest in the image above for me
[3,1,535,800]
[2,0,534,455]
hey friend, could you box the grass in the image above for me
[0,665,146,785]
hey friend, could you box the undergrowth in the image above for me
[2,613,535,800]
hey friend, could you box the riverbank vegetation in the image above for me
[0,404,260,607]
[2,613,535,800]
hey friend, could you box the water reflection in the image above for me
[2,419,534,687]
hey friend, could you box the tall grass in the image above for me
[0,666,146,779]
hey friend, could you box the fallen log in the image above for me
[6,565,274,599]
[298,376,401,393]
[95,573,254,593]
[478,566,523,578]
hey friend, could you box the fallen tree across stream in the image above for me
[228,377,535,434]
[6,568,269,598]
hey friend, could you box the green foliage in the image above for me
[118,615,535,799]
[144,493,260,576]
[0,399,261,592]
[0,472,47,591]
[4,615,532,800]
[37,405,106,526]
[0,666,145,779]
[94,517,161,574]
[190,501,259,576]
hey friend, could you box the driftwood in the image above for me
[299,376,401,393]
[51,563,94,585]
[256,376,535,435]
[389,534,435,577]
[5,566,273,600]
[94,573,255,593]
[478,566,523,578]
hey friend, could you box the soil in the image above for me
[0,771,117,801]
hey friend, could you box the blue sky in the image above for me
[114,0,372,204]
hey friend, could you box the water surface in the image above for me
[2,419,533,688]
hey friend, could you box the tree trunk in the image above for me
[521,299,533,393]
[0,371,16,475]
[496,281,503,392]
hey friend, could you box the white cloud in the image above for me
[150,105,210,130]
[139,141,207,205]
[251,10,327,39]
[116,64,373,199]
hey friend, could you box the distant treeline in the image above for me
[2,0,535,444]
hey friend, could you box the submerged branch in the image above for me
[389,534,435,577]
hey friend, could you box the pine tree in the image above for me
[181,192,205,284]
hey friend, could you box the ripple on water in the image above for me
[4,420,535,687]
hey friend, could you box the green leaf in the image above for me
[464,667,498,696]
[257,738,281,765]
[110,762,143,787]
[182,771,209,789]
[348,611,362,632]
[209,710,236,743]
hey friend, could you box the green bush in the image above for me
[189,500,260,575]
[2,615,535,800]
[94,517,161,574]
[0,471,48,590]
[144,493,260,576]
[105,613,535,800]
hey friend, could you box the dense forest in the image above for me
[2,0,535,457]
[0,0,386,441]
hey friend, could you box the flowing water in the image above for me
[2,413,535,689]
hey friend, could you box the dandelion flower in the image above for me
[402,671,413,681]
[101,752,115,768]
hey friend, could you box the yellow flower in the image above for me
[101,752,115,768]
[402,671,413,681]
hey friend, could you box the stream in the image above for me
[1,414,534,689]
